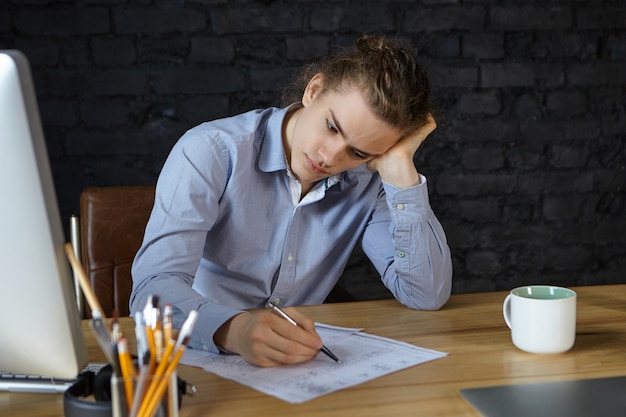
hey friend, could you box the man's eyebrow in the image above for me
[329,109,378,158]
[329,109,346,137]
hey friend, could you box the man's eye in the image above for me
[351,149,369,160]
[326,119,338,132]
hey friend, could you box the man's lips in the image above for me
[306,156,328,175]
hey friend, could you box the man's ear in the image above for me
[302,73,324,106]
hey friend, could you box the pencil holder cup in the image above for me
[110,370,179,417]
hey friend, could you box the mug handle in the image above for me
[503,294,513,329]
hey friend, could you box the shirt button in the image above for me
[398,251,405,258]
[287,254,294,262]
[396,203,405,211]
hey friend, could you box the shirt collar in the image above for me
[259,104,345,191]
[258,105,291,173]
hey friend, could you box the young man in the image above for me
[131,34,453,367]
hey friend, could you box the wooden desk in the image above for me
[3,284,625,416]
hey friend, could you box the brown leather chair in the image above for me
[73,185,354,319]
[75,186,155,318]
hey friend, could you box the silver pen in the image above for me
[267,302,341,363]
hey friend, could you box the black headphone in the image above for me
[63,365,115,417]
[63,365,188,417]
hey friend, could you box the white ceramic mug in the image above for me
[503,285,576,354]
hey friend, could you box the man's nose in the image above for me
[319,140,344,167]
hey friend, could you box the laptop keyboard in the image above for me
[0,363,106,394]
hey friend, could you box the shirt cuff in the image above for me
[187,305,245,354]
[382,174,432,221]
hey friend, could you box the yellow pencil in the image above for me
[63,242,105,317]
[117,338,136,411]
[138,343,187,417]
[163,304,173,343]
[154,329,163,362]
[146,325,157,368]
[138,339,175,415]
[137,311,197,417]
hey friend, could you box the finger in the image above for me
[233,314,307,367]
[271,314,323,352]
[282,307,320,336]
[414,114,437,141]
[245,339,317,367]
[263,340,322,366]
[247,329,320,366]
[246,312,322,364]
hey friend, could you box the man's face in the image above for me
[284,75,402,192]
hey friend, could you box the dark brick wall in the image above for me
[2,0,625,298]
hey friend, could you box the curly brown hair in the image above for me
[281,34,432,137]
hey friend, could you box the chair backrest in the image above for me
[78,186,155,318]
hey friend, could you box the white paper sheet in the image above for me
[181,323,448,403]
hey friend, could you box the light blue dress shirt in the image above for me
[131,105,452,352]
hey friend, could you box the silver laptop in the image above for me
[461,376,626,417]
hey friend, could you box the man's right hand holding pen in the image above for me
[214,306,328,367]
